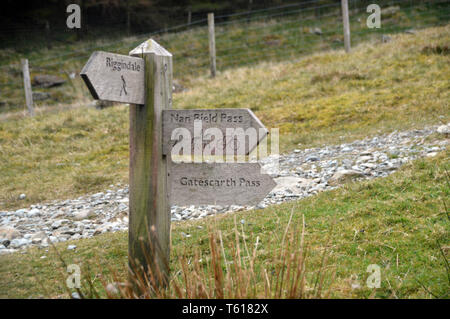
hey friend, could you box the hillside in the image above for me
[0,25,448,211]
[0,0,448,113]
[0,149,448,298]
[0,6,449,298]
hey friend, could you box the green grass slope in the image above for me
[0,150,448,298]
[0,1,448,112]
[0,25,448,210]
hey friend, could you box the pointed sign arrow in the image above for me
[162,108,268,156]
[80,51,145,104]
[169,162,276,205]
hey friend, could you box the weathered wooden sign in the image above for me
[170,163,276,205]
[80,51,145,104]
[162,109,268,155]
[80,39,277,290]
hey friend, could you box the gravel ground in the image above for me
[0,123,448,254]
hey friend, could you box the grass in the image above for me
[0,150,448,298]
[0,0,448,112]
[0,24,449,211]
[0,4,448,298]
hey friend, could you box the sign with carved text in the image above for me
[81,51,145,104]
[80,47,276,207]
[169,162,276,205]
[162,109,268,156]
[80,41,277,288]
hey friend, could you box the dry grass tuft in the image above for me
[72,211,335,299]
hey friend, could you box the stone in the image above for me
[351,283,362,290]
[15,208,28,216]
[48,236,58,243]
[32,74,66,88]
[361,163,377,169]
[71,292,81,299]
[32,92,51,101]
[93,224,111,235]
[172,79,186,93]
[19,194,26,200]
[51,219,69,229]
[305,155,319,162]
[71,234,81,240]
[0,238,10,247]
[10,238,30,248]
[273,176,313,195]
[180,232,191,238]
[0,248,17,255]
[117,203,128,212]
[0,226,20,240]
[31,232,46,244]
[27,208,41,217]
[381,6,400,16]
[356,156,372,164]
[382,35,392,43]
[437,124,449,135]
[429,146,440,152]
[105,282,128,296]
[67,245,77,250]
[310,27,322,35]
[0,124,446,256]
[341,146,353,152]
[328,170,365,186]
[106,283,120,295]
[73,209,94,221]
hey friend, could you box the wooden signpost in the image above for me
[81,51,145,104]
[170,163,275,206]
[81,39,276,291]
[21,59,34,116]
[162,108,268,156]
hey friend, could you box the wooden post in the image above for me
[45,20,52,50]
[207,13,216,78]
[79,40,277,294]
[341,0,351,53]
[128,40,172,291]
[247,0,253,23]
[126,0,131,36]
[21,59,34,116]
[187,9,192,25]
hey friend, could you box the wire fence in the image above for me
[0,0,449,113]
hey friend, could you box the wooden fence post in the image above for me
[126,0,131,36]
[208,12,216,77]
[128,39,172,291]
[341,0,351,53]
[21,59,34,116]
[45,21,52,50]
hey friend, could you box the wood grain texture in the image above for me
[341,0,351,53]
[80,51,145,104]
[128,39,172,288]
[162,108,268,156]
[208,13,216,78]
[170,163,276,205]
[21,59,34,116]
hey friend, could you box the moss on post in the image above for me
[128,40,172,292]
